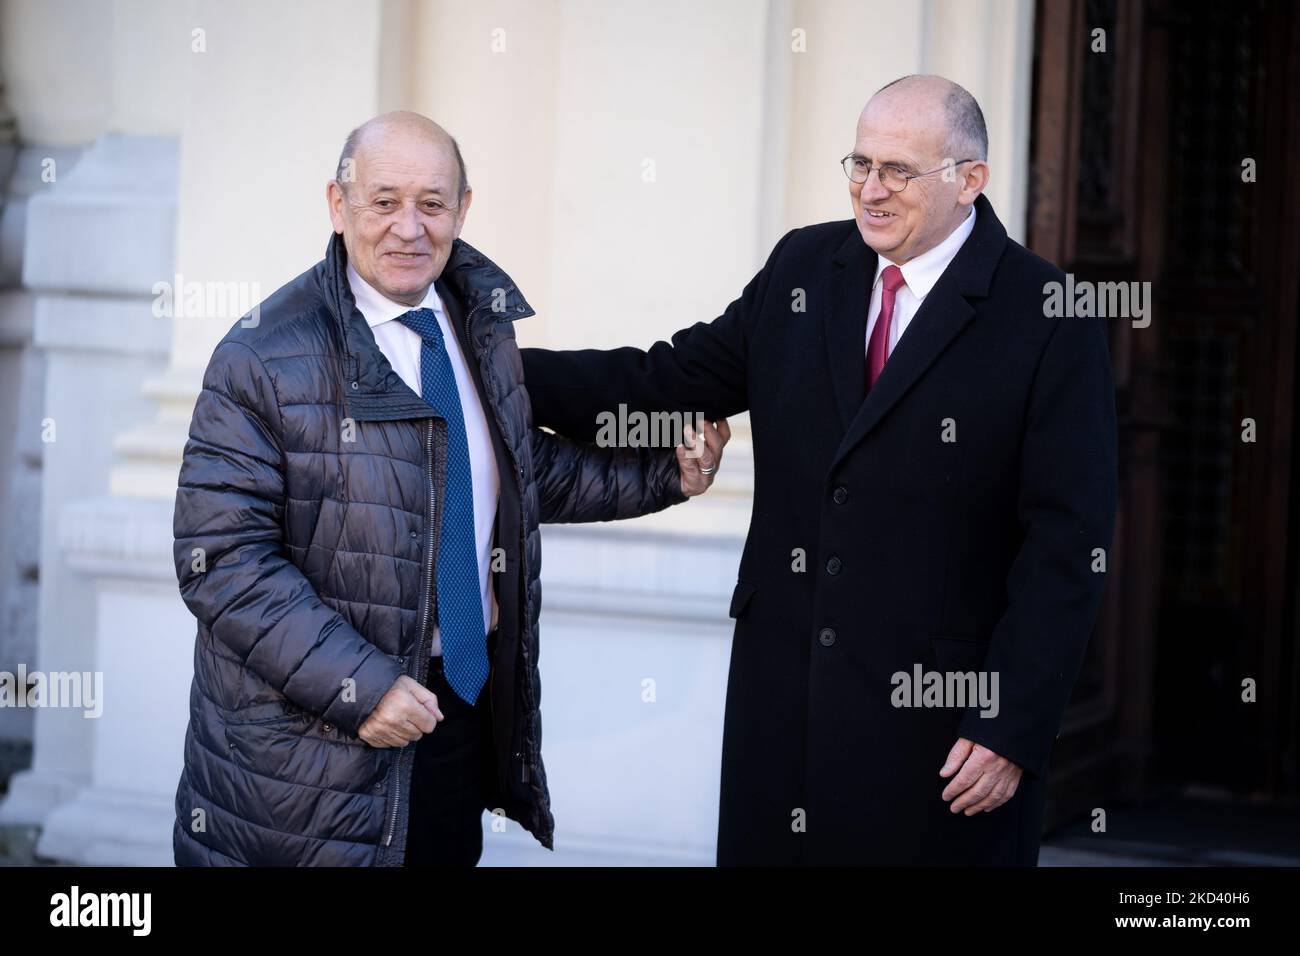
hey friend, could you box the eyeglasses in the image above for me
[840,155,977,192]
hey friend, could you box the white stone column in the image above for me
[21,0,410,864]
[0,133,83,781]
[0,0,191,848]
[0,135,175,838]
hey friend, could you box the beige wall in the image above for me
[410,0,561,347]
[171,0,396,367]
[2,0,190,142]
[924,0,1035,243]
[2,0,1035,364]
[783,0,928,237]
[410,0,1034,354]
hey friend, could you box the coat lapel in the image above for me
[828,193,1009,472]
[825,230,876,432]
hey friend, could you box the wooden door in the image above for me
[1027,0,1300,827]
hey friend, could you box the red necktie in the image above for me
[866,265,906,392]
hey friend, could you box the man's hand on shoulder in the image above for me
[678,418,731,497]
[358,674,444,748]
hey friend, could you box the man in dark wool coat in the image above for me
[521,74,1118,865]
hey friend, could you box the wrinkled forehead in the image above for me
[854,96,948,165]
[352,133,458,194]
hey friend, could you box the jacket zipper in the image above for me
[463,302,499,747]
[383,417,438,848]
[417,418,436,688]
[462,298,531,788]
[462,302,509,767]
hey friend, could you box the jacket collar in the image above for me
[347,261,450,330]
[824,192,1008,470]
[321,232,535,422]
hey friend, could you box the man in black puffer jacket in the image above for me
[170,112,726,866]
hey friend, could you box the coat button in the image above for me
[826,556,842,575]
[832,486,848,505]
[410,530,418,539]
[322,723,332,732]
[351,381,359,390]
[818,627,836,647]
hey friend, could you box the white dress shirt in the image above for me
[866,205,977,359]
[347,264,500,657]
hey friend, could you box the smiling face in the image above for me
[849,79,988,264]
[327,120,471,307]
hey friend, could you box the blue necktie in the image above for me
[395,307,488,706]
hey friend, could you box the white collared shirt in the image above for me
[347,263,500,656]
[866,205,977,359]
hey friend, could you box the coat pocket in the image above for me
[728,580,758,619]
[223,695,313,727]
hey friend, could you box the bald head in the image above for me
[868,75,987,162]
[336,111,469,200]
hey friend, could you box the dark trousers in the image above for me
[403,653,496,866]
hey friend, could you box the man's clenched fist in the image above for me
[358,674,444,748]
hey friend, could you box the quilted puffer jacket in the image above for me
[171,232,686,865]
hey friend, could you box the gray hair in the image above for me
[875,75,988,161]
